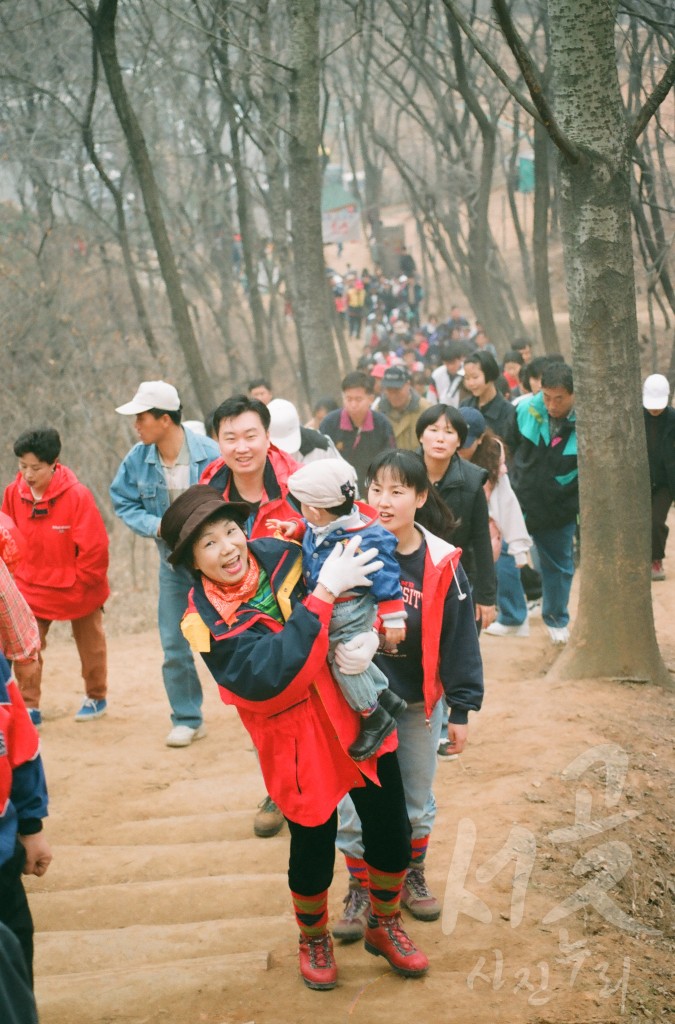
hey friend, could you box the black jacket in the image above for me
[433,454,496,606]
[320,409,396,495]
[644,407,675,496]
[461,392,518,456]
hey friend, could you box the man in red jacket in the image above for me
[201,394,303,837]
[1,428,110,725]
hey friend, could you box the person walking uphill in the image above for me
[2,428,110,725]
[110,381,220,746]
[200,393,304,837]
[160,485,430,990]
[642,373,675,581]
[377,365,431,452]
[332,450,484,939]
[0,559,52,996]
[512,362,578,645]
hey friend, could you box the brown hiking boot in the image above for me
[253,795,284,837]
[332,880,370,942]
[401,863,442,921]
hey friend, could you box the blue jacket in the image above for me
[109,428,219,560]
[300,504,405,619]
[0,655,48,869]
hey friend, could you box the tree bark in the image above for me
[286,0,339,402]
[544,0,669,686]
[92,0,215,415]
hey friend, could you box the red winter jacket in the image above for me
[200,445,303,539]
[1,465,110,621]
[403,525,483,723]
[182,537,397,826]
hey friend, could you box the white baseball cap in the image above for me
[268,398,301,454]
[115,381,181,415]
[288,459,358,508]
[642,374,670,411]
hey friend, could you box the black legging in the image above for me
[0,923,38,1024]
[0,844,34,987]
[286,751,411,896]
[651,485,673,560]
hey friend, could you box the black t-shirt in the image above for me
[374,540,426,704]
[228,478,260,535]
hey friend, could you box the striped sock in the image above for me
[344,855,367,887]
[410,834,430,865]
[360,702,379,717]
[291,890,328,938]
[366,864,406,918]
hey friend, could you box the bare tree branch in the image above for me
[490,0,582,164]
[633,51,675,141]
[441,0,540,123]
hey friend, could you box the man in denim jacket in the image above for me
[110,381,219,746]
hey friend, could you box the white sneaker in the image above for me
[165,723,207,747]
[546,625,570,645]
[485,620,530,637]
[527,599,542,618]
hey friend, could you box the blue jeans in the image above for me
[531,522,577,628]
[495,544,528,626]
[158,557,203,727]
[336,699,444,856]
[328,596,388,712]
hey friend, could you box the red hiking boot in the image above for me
[298,933,338,990]
[364,913,429,977]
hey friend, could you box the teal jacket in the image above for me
[512,393,578,531]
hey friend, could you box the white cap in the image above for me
[268,398,301,454]
[183,420,206,436]
[642,374,670,411]
[288,459,358,508]
[115,381,181,415]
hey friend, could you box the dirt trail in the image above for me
[27,559,675,1024]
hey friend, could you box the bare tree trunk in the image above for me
[447,12,511,352]
[207,0,271,374]
[287,0,340,402]
[543,0,669,686]
[532,119,561,353]
[81,42,160,358]
[92,0,215,415]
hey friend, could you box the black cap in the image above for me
[382,365,411,389]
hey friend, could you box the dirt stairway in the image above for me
[26,641,296,1024]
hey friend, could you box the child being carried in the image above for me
[267,459,407,761]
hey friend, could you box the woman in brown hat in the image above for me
[160,485,430,991]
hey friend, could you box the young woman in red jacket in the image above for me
[332,449,484,938]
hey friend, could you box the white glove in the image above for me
[316,535,384,596]
[333,630,380,674]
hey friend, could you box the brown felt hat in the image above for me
[160,485,250,566]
